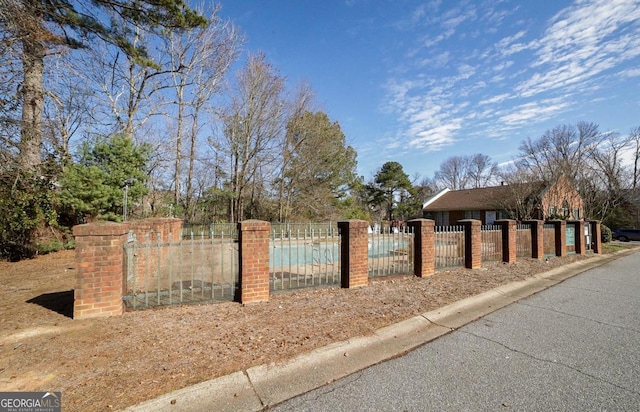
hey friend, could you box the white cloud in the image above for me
[620,67,640,77]
[496,30,529,56]
[515,0,640,97]
[408,121,462,151]
[499,98,571,127]
[381,0,640,158]
[479,93,511,105]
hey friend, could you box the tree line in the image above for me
[1,2,638,260]
[363,122,640,231]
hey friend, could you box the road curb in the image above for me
[123,250,634,412]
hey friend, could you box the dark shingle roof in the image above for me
[423,182,546,212]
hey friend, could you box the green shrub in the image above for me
[36,238,75,254]
[0,169,58,261]
[601,224,612,243]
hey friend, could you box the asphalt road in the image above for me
[271,251,640,411]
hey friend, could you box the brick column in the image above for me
[407,219,435,277]
[338,220,369,288]
[238,220,271,304]
[73,222,129,319]
[551,220,566,257]
[458,219,481,269]
[495,219,517,263]
[571,221,586,255]
[590,221,602,254]
[524,220,544,259]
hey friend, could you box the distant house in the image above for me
[422,175,584,225]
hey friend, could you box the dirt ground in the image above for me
[0,248,621,411]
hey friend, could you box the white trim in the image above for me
[422,188,450,210]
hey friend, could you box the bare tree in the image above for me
[164,5,242,218]
[434,155,471,190]
[467,153,498,188]
[517,121,601,183]
[42,54,93,161]
[276,82,316,221]
[516,121,632,222]
[629,126,640,190]
[215,53,285,222]
[0,0,205,172]
[496,166,544,220]
[583,131,632,221]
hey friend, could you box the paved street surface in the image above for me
[272,252,640,411]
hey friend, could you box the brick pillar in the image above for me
[551,220,566,257]
[458,219,481,269]
[73,222,129,319]
[571,221,586,255]
[495,219,517,263]
[590,221,602,254]
[407,219,435,277]
[238,220,271,304]
[524,220,544,259]
[338,220,369,288]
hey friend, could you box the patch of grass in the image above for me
[603,243,629,253]
[37,239,75,254]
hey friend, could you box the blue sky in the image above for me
[217,0,640,181]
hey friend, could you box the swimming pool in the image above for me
[269,237,411,266]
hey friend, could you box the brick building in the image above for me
[423,175,584,225]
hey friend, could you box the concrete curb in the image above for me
[124,251,633,412]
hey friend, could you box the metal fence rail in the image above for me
[368,226,414,277]
[543,223,556,257]
[270,228,340,291]
[516,224,532,257]
[182,223,237,239]
[435,225,465,269]
[271,222,338,236]
[124,231,239,310]
[481,225,502,262]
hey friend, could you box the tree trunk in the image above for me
[174,78,185,208]
[185,107,199,220]
[19,36,45,171]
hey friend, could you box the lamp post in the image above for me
[123,178,135,222]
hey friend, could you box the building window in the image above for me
[562,200,570,218]
[464,210,481,220]
[434,211,449,226]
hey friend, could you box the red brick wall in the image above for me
[73,222,129,319]
[238,220,271,303]
[73,219,185,319]
[541,175,584,219]
[408,219,435,277]
[459,219,481,269]
[338,220,369,288]
[496,219,517,263]
[524,220,544,259]
[551,220,567,257]
[590,221,602,254]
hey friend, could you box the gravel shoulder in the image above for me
[0,249,626,411]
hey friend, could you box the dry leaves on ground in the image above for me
[0,250,610,411]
